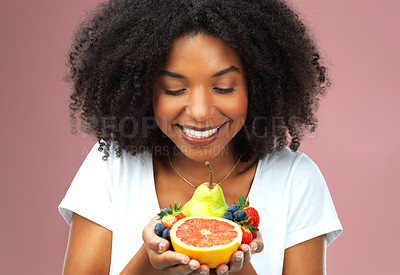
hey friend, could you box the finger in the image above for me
[142,216,169,253]
[250,231,264,254]
[239,244,251,266]
[215,264,229,275]
[226,250,244,273]
[148,249,191,269]
[196,264,210,275]
[164,259,201,275]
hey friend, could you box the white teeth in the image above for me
[182,127,218,139]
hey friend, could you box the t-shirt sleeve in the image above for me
[285,154,342,249]
[58,143,115,231]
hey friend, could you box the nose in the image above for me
[185,87,214,122]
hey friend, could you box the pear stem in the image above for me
[205,161,214,189]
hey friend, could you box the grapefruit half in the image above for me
[170,217,242,268]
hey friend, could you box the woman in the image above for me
[59,0,342,274]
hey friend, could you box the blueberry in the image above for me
[227,204,240,213]
[154,223,166,237]
[162,228,171,241]
[233,210,247,222]
[162,208,170,214]
[222,211,233,220]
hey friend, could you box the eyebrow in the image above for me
[159,66,240,79]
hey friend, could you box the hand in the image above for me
[143,216,264,274]
[215,231,264,274]
[143,216,210,274]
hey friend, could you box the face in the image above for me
[153,33,248,161]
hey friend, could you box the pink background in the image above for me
[1,0,399,274]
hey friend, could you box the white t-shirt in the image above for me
[59,143,342,274]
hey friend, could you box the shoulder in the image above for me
[256,147,324,189]
[262,147,320,171]
[258,147,304,173]
[72,142,153,187]
[264,149,330,206]
[86,142,152,166]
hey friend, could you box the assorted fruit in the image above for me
[155,203,186,242]
[153,161,260,268]
[221,195,260,244]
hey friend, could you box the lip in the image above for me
[177,122,227,146]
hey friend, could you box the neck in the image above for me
[168,144,241,185]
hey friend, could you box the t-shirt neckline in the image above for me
[148,154,263,210]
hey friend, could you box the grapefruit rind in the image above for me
[170,217,242,268]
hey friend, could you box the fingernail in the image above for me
[251,243,258,252]
[180,258,189,265]
[199,270,208,275]
[236,253,244,262]
[158,242,166,253]
[189,264,198,270]
[218,267,228,275]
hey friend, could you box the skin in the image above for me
[62,33,326,274]
[149,33,258,274]
[152,33,248,169]
[63,214,325,274]
[283,235,326,275]
[63,213,112,275]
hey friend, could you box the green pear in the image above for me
[181,162,228,217]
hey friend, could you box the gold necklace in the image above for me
[168,154,242,188]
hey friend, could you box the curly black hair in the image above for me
[67,0,329,161]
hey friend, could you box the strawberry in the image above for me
[234,195,260,242]
[238,221,259,244]
[157,202,183,229]
[236,195,260,228]
[177,212,186,221]
[243,207,260,228]
[240,226,253,245]
[160,215,178,229]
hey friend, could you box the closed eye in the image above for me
[164,89,186,96]
[214,87,235,94]
[164,87,235,95]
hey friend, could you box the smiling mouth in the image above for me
[177,123,226,140]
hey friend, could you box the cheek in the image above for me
[232,90,248,132]
[153,95,170,118]
[152,95,168,127]
[152,95,162,119]
[153,94,181,131]
[239,95,248,117]
[230,91,248,120]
